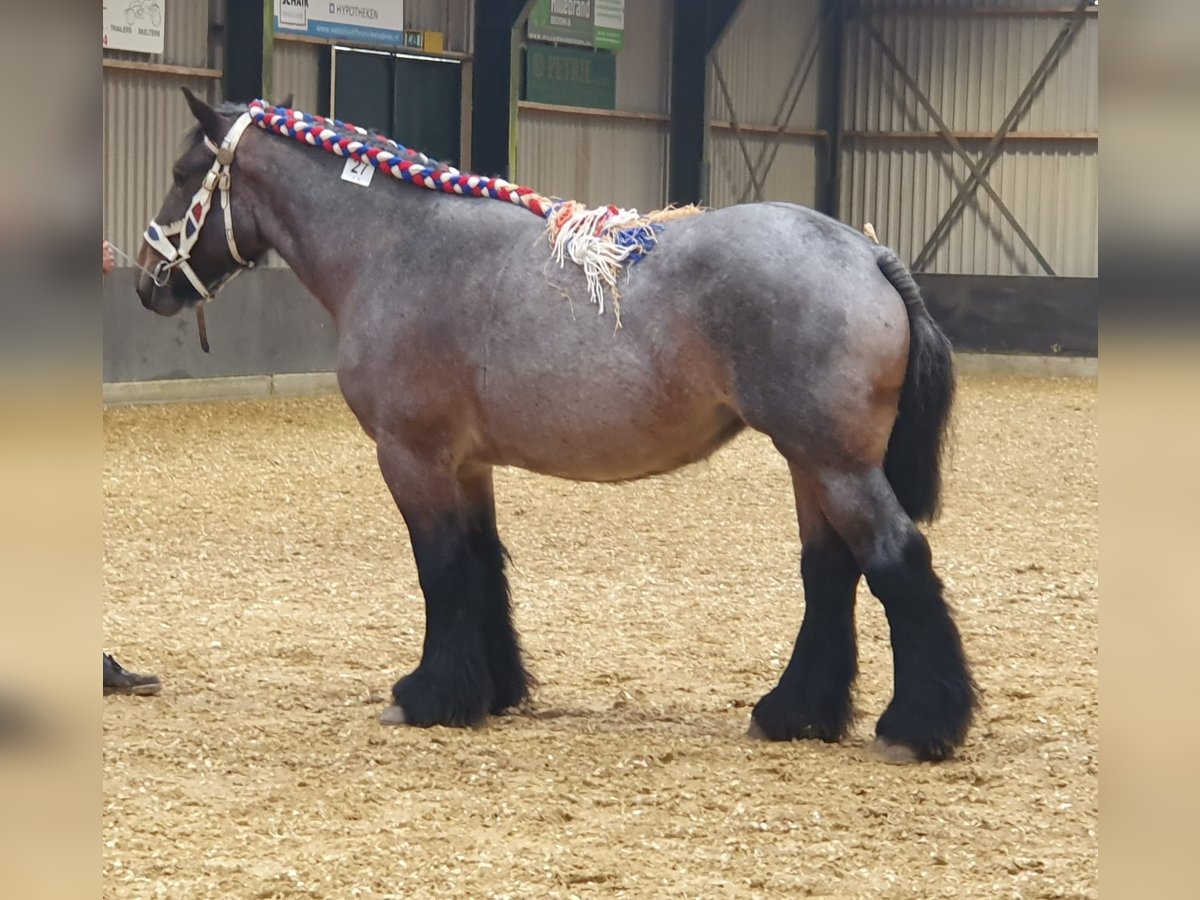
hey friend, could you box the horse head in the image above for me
[135,88,288,317]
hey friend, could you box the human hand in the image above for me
[102,239,115,275]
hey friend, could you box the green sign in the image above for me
[593,0,625,51]
[527,0,624,52]
[524,44,616,110]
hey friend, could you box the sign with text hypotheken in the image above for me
[102,1,166,55]
[274,0,406,48]
[527,0,624,52]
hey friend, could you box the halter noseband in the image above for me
[143,111,256,305]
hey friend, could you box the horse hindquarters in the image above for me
[745,243,976,760]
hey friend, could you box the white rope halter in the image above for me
[142,112,256,302]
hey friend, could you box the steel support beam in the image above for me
[912,0,1091,271]
[816,0,845,217]
[668,0,743,206]
[471,0,536,179]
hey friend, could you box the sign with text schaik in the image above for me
[102,1,166,55]
[274,0,406,48]
[527,0,625,52]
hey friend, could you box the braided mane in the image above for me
[218,100,703,322]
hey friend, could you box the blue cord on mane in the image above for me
[613,222,665,265]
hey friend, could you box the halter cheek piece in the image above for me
[142,112,256,319]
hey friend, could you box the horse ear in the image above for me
[277,92,294,109]
[181,87,225,143]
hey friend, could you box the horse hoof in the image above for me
[746,719,769,741]
[868,736,920,765]
[378,705,408,726]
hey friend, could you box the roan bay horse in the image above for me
[135,90,976,762]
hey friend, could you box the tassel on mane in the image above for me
[545,202,705,326]
[247,99,708,321]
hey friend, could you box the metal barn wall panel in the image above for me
[516,0,671,209]
[518,112,667,211]
[614,0,672,115]
[707,134,819,209]
[706,0,823,209]
[840,6,1098,275]
[103,70,217,262]
[273,41,324,113]
[841,140,1097,277]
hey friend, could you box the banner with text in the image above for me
[524,44,616,110]
[275,0,406,48]
[102,0,166,55]
[527,0,625,52]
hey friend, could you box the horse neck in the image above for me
[241,135,438,324]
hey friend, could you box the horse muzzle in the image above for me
[134,245,186,316]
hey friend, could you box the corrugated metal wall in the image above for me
[516,0,671,211]
[103,1,219,263]
[706,0,824,209]
[840,2,1098,275]
[272,40,323,112]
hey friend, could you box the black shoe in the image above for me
[103,653,162,696]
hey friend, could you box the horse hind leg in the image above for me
[750,463,860,743]
[815,466,978,762]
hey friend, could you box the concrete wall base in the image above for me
[103,372,341,406]
[103,354,1095,407]
[954,353,1097,378]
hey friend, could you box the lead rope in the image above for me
[196,303,210,352]
[106,241,169,285]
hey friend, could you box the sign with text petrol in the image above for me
[102,1,165,55]
[527,0,624,52]
[274,0,406,48]
[525,44,616,111]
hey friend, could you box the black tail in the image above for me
[876,247,955,524]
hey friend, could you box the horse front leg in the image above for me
[375,443,493,727]
[458,467,533,714]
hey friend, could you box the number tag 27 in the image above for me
[341,158,375,187]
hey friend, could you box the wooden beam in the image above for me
[852,6,1098,18]
[710,120,827,140]
[518,101,669,123]
[845,130,1097,142]
[102,58,222,80]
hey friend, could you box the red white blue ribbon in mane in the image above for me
[247,99,663,322]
